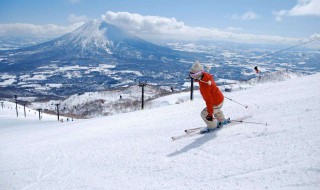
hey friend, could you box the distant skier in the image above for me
[254,66,260,74]
[189,61,228,133]
[254,66,262,79]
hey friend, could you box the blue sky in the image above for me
[0,0,319,45]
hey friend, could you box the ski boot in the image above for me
[217,118,231,128]
[199,127,216,134]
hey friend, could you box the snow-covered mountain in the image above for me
[1,20,196,69]
[1,73,320,189]
[0,20,200,98]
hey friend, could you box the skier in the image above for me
[254,66,260,74]
[189,61,228,133]
[254,66,262,79]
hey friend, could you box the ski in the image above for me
[172,127,219,141]
[184,127,203,134]
[172,130,203,141]
[172,116,252,141]
[184,118,230,134]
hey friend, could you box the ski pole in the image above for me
[225,96,248,108]
[231,119,269,126]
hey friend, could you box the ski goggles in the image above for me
[189,71,203,79]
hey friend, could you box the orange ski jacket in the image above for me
[198,72,224,116]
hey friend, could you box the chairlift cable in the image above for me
[256,37,320,59]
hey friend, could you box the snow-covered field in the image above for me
[1,73,320,189]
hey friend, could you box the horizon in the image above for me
[0,0,320,47]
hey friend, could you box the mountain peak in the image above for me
[0,19,194,97]
[56,20,146,55]
[62,20,114,53]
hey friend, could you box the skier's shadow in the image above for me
[167,132,217,157]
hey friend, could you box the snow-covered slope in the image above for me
[27,70,301,119]
[0,101,68,121]
[1,73,320,189]
[30,85,173,118]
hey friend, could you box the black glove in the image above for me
[206,115,213,121]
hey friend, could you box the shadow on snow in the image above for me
[167,132,217,157]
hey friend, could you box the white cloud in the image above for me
[68,14,89,23]
[0,13,88,38]
[101,11,185,35]
[225,27,243,32]
[274,0,320,21]
[231,11,260,20]
[101,11,305,45]
[273,10,288,21]
[0,11,316,46]
[241,11,260,20]
[311,33,320,39]
[0,22,84,38]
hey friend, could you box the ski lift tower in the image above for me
[190,77,194,101]
[13,95,18,117]
[138,81,147,110]
[23,103,27,117]
[36,108,42,120]
[55,103,60,121]
[186,74,194,101]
